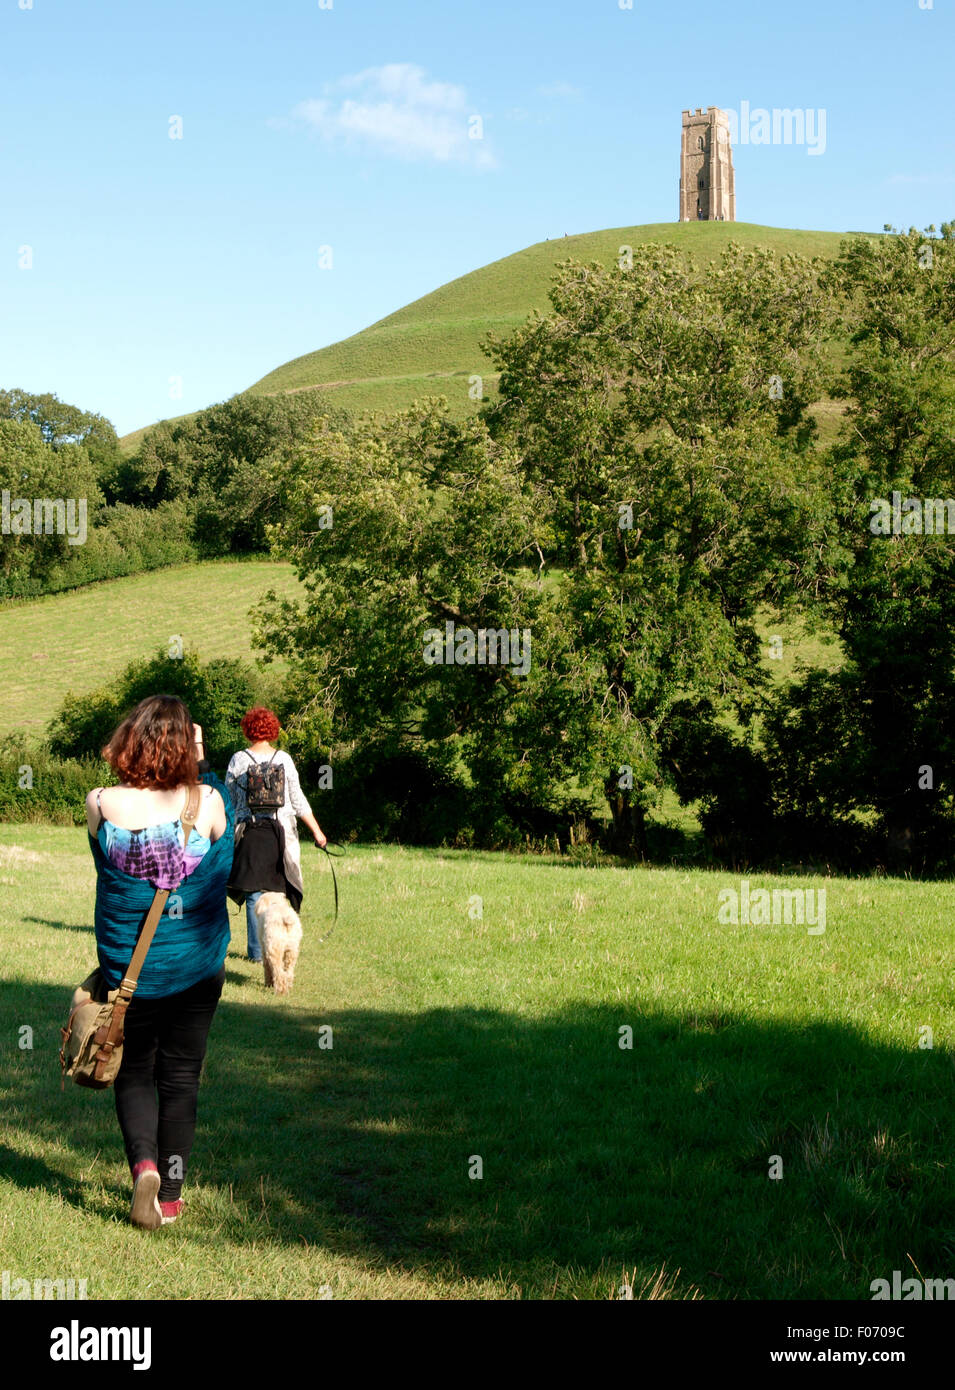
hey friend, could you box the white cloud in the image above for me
[287,64,496,168]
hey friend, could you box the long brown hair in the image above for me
[102,694,199,790]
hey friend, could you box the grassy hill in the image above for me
[0,560,302,736]
[119,222,865,453]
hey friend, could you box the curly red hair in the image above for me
[241,706,280,743]
[102,695,199,790]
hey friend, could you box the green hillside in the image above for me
[120,222,865,453]
[0,560,302,736]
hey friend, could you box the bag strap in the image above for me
[244,749,279,771]
[247,749,279,772]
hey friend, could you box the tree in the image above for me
[254,405,566,840]
[766,223,955,868]
[257,243,834,854]
[118,393,351,553]
[0,418,103,595]
[0,387,121,480]
[479,244,832,850]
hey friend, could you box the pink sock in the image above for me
[131,1160,159,1182]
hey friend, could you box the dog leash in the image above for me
[315,840,345,937]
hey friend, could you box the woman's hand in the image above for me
[301,810,327,847]
[193,723,204,752]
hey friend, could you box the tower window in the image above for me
[697,136,704,150]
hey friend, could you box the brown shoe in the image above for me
[130,1168,162,1230]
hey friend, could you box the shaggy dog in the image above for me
[254,892,303,995]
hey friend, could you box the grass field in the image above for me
[1,827,952,1300]
[118,221,866,453]
[0,561,303,737]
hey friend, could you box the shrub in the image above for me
[0,737,109,826]
[48,648,283,773]
[295,742,471,845]
[0,501,198,600]
[289,735,595,850]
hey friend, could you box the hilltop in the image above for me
[119,222,863,453]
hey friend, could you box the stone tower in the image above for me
[679,107,736,222]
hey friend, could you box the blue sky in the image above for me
[1,0,951,437]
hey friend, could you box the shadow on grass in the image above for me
[22,917,93,934]
[2,981,955,1298]
[224,968,259,988]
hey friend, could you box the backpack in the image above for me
[244,750,286,816]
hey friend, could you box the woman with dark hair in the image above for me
[85,695,232,1230]
[225,707,326,961]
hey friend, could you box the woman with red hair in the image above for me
[85,694,232,1229]
[225,707,326,960]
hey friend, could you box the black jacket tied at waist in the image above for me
[227,818,303,912]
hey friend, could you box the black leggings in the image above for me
[113,966,225,1201]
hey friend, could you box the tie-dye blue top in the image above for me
[97,816,211,891]
[91,773,234,999]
